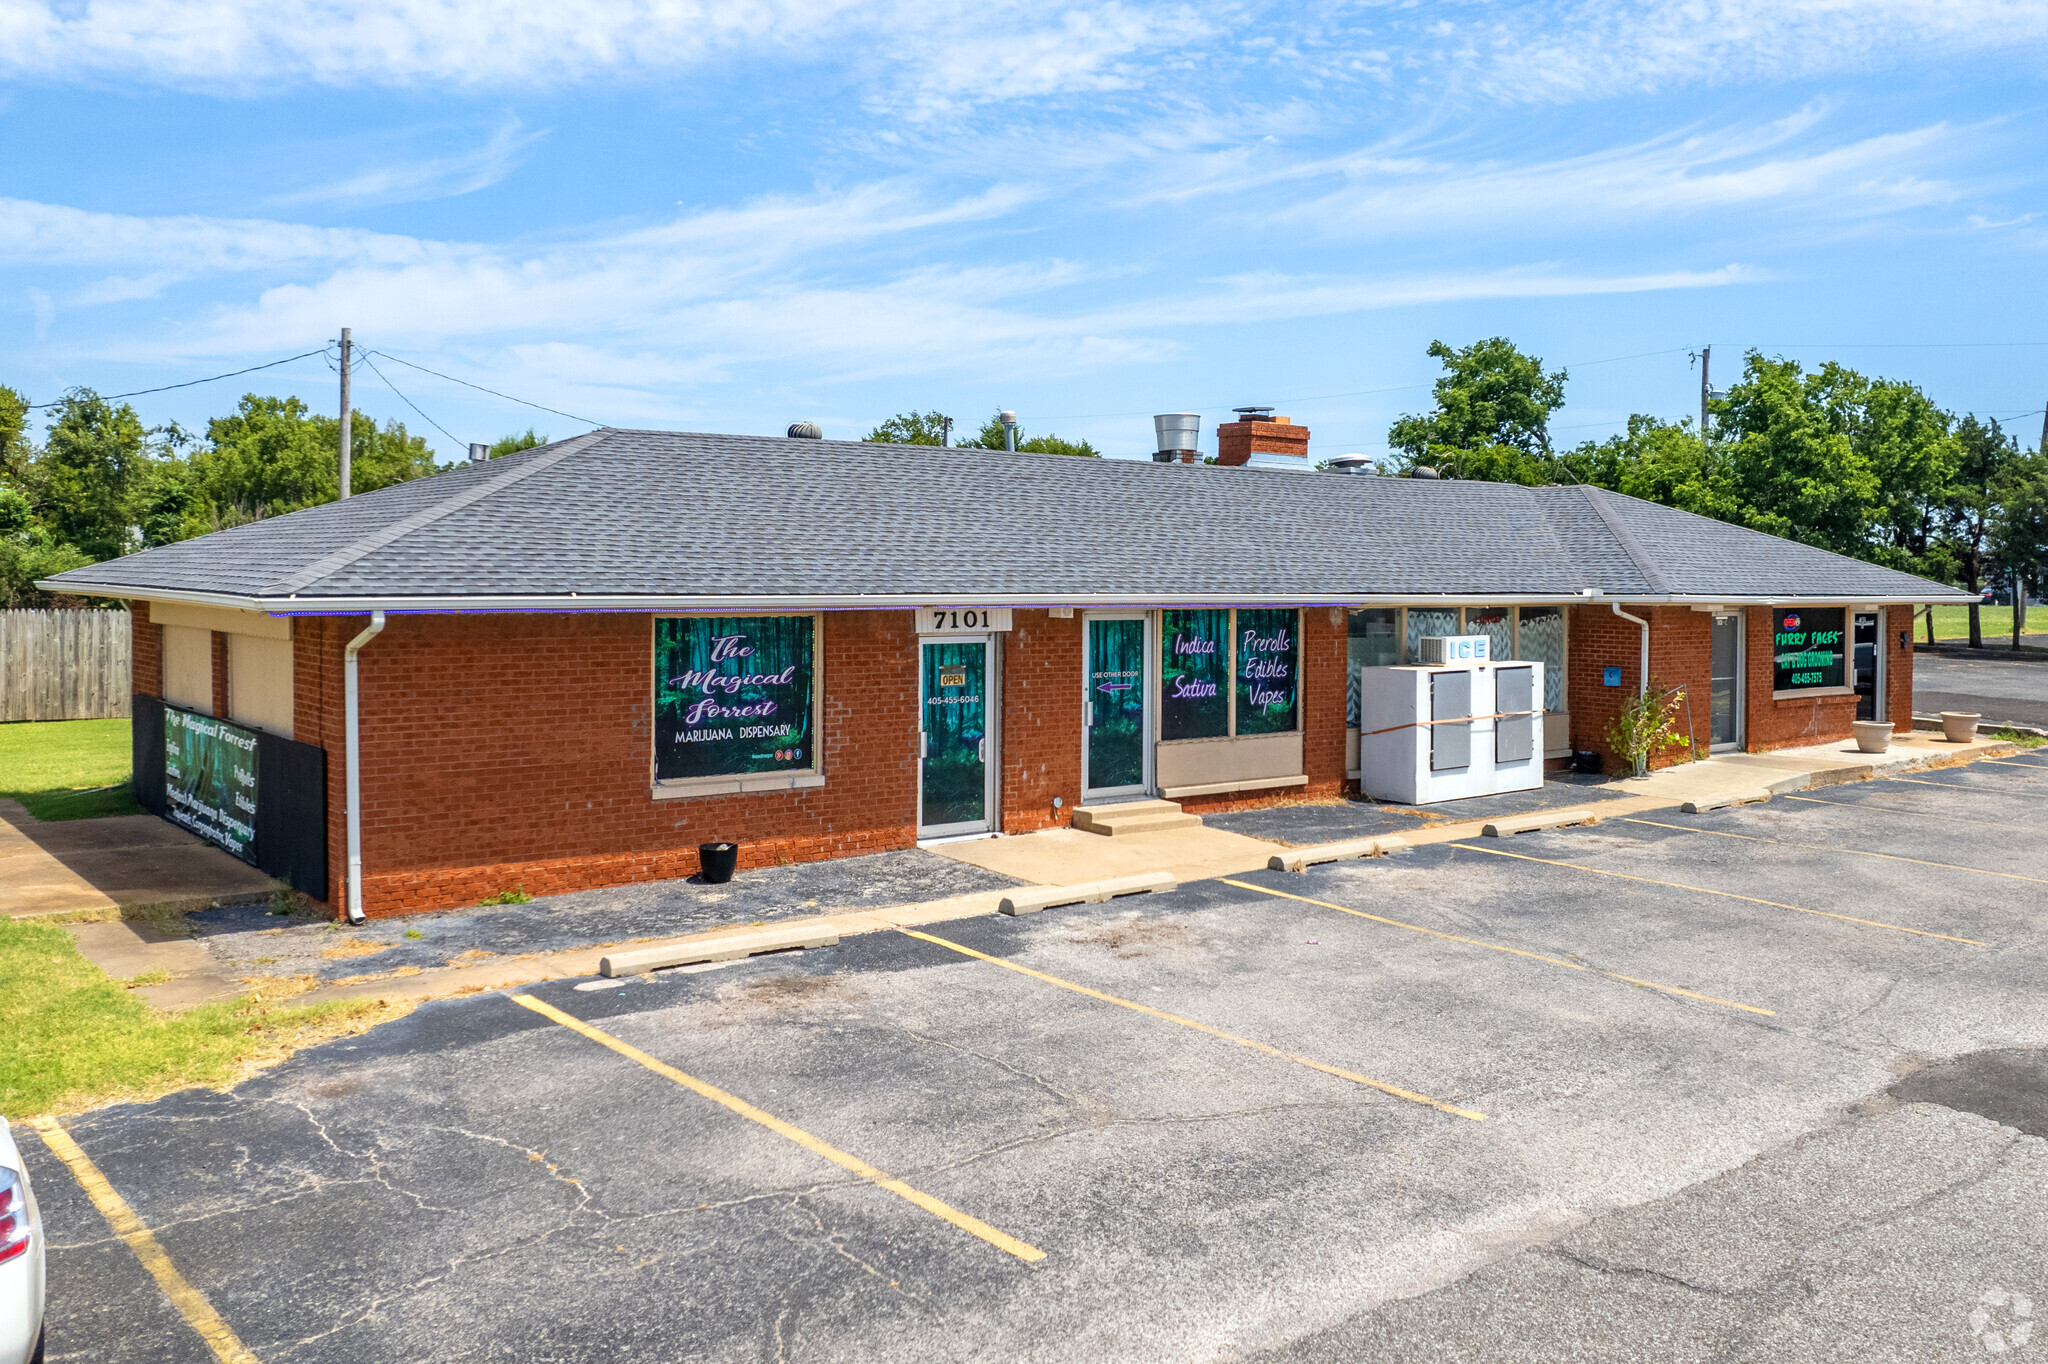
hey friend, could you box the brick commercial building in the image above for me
[45,420,1971,919]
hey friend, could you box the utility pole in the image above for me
[338,328,353,500]
[1698,344,1711,439]
[940,415,953,448]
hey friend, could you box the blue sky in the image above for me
[3,0,2047,464]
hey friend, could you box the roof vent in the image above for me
[1232,405,1276,423]
[1326,454,1372,475]
[1410,465,1441,480]
[468,442,489,463]
[1153,413,1201,463]
[787,421,823,439]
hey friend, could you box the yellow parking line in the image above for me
[31,1117,260,1364]
[1782,793,2047,834]
[1883,775,2037,795]
[1218,878,1774,1016]
[1620,817,2048,888]
[510,995,1043,1262]
[1980,758,2048,769]
[1448,844,1988,946]
[896,927,1486,1121]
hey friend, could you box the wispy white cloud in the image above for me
[278,117,545,207]
[0,0,1213,111]
[1438,0,2048,105]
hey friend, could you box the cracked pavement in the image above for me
[20,754,2048,1361]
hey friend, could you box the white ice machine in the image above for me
[1356,643,1544,805]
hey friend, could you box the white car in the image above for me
[0,1119,44,1364]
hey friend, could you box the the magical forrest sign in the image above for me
[655,616,816,780]
[1772,606,1846,693]
[164,707,259,861]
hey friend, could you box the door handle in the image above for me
[1086,701,1095,726]
[920,732,929,758]
[978,738,987,763]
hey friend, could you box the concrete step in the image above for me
[1072,799,1204,837]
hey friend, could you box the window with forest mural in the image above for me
[655,616,816,781]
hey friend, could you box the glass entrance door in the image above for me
[920,638,992,837]
[1710,612,1744,750]
[1084,616,1148,796]
[1853,612,1881,721]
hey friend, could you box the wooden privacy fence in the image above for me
[0,610,132,722]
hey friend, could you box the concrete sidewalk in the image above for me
[1608,729,2014,810]
[0,798,278,920]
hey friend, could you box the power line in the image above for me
[356,351,463,448]
[364,349,602,428]
[24,348,331,408]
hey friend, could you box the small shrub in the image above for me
[478,885,532,906]
[403,928,424,940]
[1605,680,1693,779]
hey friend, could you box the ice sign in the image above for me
[1418,635,1491,665]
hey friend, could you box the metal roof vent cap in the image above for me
[1326,454,1372,475]
[1232,405,1276,423]
[1153,413,1201,463]
[787,421,823,439]
[1410,465,1441,479]
[468,442,489,463]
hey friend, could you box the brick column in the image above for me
[131,603,162,698]
[210,630,231,717]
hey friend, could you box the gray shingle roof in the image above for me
[43,428,1970,607]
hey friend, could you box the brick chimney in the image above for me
[1215,409,1309,466]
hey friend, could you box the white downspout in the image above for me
[1611,601,1649,696]
[343,610,386,925]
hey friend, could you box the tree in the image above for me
[960,411,1099,457]
[489,428,548,458]
[1711,356,1881,557]
[865,410,953,445]
[32,390,148,561]
[1387,338,1569,479]
[1990,450,2048,648]
[1854,376,1957,575]
[0,385,29,482]
[0,484,91,607]
[1940,416,2016,647]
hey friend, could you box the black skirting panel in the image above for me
[130,695,329,902]
[131,693,167,817]
[256,732,328,902]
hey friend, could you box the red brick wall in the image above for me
[318,610,920,916]
[1886,608,1914,732]
[1566,604,1713,771]
[1178,605,1347,814]
[1000,610,1082,834]
[132,603,161,698]
[209,631,231,717]
[1743,606,1860,751]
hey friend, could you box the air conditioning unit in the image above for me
[1417,634,1491,665]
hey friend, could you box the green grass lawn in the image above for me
[1923,604,2040,643]
[0,914,404,1118]
[0,718,139,820]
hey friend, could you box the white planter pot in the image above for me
[1851,720,1892,754]
[1940,711,1981,743]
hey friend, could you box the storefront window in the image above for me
[1404,608,1458,661]
[1773,607,1847,693]
[1235,608,1299,734]
[654,616,816,781]
[1465,606,1514,664]
[1160,609,1230,740]
[1347,609,1398,728]
[1517,606,1566,712]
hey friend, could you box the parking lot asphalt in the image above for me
[1915,642,2048,729]
[21,751,2048,1363]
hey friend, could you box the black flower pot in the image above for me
[698,842,738,885]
